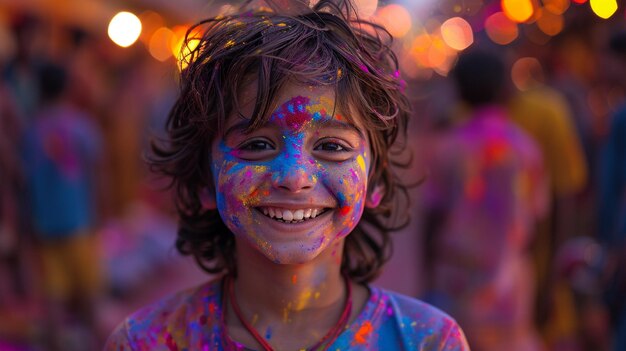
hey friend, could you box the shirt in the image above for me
[105,278,469,351]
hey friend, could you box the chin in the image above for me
[260,244,327,265]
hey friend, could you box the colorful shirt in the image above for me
[22,104,102,238]
[104,278,469,350]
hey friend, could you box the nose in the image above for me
[271,163,315,193]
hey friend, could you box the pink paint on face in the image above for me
[211,84,372,264]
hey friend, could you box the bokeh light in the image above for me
[149,27,174,62]
[138,11,164,46]
[440,17,474,51]
[502,0,534,23]
[544,0,571,14]
[108,11,142,48]
[485,11,519,45]
[310,0,378,18]
[590,0,618,19]
[537,8,565,36]
[438,0,484,17]
[375,4,412,38]
[511,57,544,91]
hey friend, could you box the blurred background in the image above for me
[0,0,624,350]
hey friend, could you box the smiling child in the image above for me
[105,1,470,350]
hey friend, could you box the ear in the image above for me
[199,187,217,210]
[365,184,384,209]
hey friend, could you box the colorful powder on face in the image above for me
[265,326,272,340]
[291,274,297,284]
[339,206,351,216]
[356,155,366,173]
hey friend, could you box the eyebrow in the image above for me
[317,119,366,139]
[223,117,366,139]
[223,120,252,140]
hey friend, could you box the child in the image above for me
[105,1,469,350]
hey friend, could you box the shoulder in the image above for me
[374,287,470,351]
[104,278,224,351]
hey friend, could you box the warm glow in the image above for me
[108,12,142,48]
[511,57,544,91]
[590,0,618,19]
[149,27,174,62]
[572,0,587,3]
[544,0,571,14]
[310,0,378,17]
[439,0,484,16]
[537,9,564,36]
[170,26,202,69]
[138,11,164,45]
[440,17,474,51]
[429,36,457,76]
[485,12,519,45]
[502,0,534,23]
[170,26,189,59]
[375,4,412,38]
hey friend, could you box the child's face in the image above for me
[210,83,372,264]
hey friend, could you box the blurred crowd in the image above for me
[0,3,624,351]
[0,11,208,351]
[413,19,626,351]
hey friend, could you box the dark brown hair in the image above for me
[150,0,411,283]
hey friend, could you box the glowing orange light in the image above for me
[485,12,519,45]
[502,0,534,23]
[572,0,587,3]
[149,27,174,62]
[138,11,164,45]
[440,17,474,51]
[537,9,564,36]
[544,0,571,14]
[375,4,412,38]
[590,0,618,19]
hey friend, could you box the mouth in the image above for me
[256,206,330,224]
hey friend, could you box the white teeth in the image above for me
[283,210,294,221]
[259,207,324,223]
[293,210,304,221]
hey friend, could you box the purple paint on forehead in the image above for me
[269,96,329,131]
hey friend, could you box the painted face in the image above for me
[211,85,371,264]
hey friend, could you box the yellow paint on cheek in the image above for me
[357,155,366,173]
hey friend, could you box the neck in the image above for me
[233,239,346,322]
[225,238,350,350]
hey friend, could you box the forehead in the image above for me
[227,81,365,131]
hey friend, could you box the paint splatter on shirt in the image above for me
[105,278,469,350]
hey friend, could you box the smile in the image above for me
[257,207,328,224]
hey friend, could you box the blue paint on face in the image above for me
[210,87,372,264]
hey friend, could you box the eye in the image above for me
[240,140,275,151]
[315,142,348,152]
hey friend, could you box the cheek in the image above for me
[322,157,368,227]
[214,159,269,212]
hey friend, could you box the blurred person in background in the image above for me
[21,62,105,351]
[2,14,44,124]
[421,49,549,351]
[598,29,626,351]
[507,56,589,350]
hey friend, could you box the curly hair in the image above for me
[150,0,411,283]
